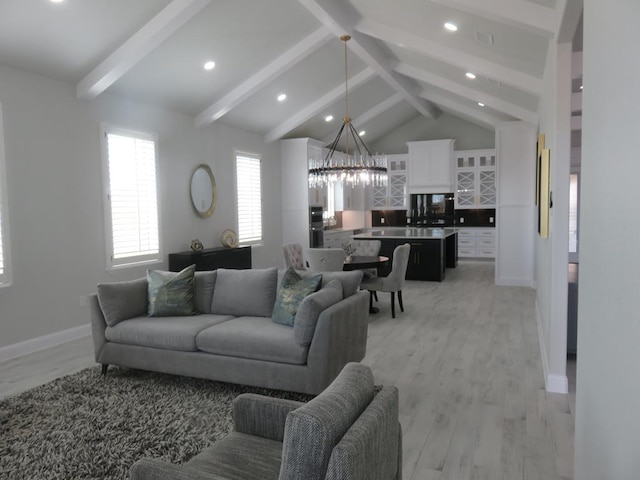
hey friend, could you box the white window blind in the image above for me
[104,128,160,267]
[0,103,9,286]
[235,154,262,244]
[0,195,5,280]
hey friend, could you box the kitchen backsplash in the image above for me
[455,209,496,227]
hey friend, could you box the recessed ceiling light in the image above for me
[203,61,215,70]
[478,102,485,107]
[325,115,334,122]
[444,22,458,32]
[50,0,65,3]
[359,130,366,136]
[277,93,287,102]
[580,85,584,90]
[466,72,476,80]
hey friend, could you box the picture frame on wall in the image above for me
[538,148,550,238]
[536,134,545,206]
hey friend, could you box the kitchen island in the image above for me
[352,228,457,282]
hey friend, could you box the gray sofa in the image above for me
[130,362,402,480]
[90,267,369,395]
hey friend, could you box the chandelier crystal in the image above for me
[308,35,388,189]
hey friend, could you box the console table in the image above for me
[168,246,251,272]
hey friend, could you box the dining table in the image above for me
[343,255,389,314]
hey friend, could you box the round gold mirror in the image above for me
[190,164,217,218]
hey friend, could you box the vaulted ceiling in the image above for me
[0,0,581,146]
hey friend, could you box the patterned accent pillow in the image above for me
[272,268,322,327]
[147,265,197,317]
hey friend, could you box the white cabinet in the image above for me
[454,149,497,209]
[457,228,496,258]
[369,154,408,210]
[407,139,455,193]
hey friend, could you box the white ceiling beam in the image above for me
[297,0,439,120]
[321,93,403,144]
[429,0,558,38]
[419,89,502,131]
[396,63,538,124]
[195,27,332,127]
[264,67,375,143]
[356,18,543,97]
[77,0,211,100]
[557,0,583,44]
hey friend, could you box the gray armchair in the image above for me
[360,243,411,318]
[282,243,306,270]
[130,363,402,480]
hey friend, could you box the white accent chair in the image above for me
[360,243,411,318]
[307,248,346,272]
[349,239,382,279]
[282,243,306,270]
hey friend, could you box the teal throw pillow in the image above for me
[147,264,197,317]
[272,268,322,327]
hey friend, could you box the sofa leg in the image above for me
[101,364,109,376]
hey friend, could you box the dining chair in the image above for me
[307,248,346,272]
[349,240,382,278]
[360,243,411,318]
[282,243,306,270]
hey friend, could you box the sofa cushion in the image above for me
[277,269,362,298]
[293,279,343,346]
[194,271,217,314]
[147,265,196,317]
[97,278,148,327]
[211,268,278,317]
[105,314,234,352]
[196,317,308,364]
[272,268,322,327]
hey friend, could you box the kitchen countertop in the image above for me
[353,227,457,239]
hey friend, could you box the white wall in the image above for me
[0,65,282,348]
[371,112,495,154]
[574,1,640,478]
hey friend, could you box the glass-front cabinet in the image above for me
[454,149,496,209]
[370,154,408,210]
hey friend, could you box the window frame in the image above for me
[0,103,12,287]
[100,124,162,270]
[234,151,263,246]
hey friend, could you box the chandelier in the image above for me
[308,35,388,189]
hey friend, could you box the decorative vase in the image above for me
[190,239,204,252]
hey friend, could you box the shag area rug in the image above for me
[0,366,312,480]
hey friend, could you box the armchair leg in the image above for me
[398,290,404,312]
[390,292,396,318]
[369,291,374,312]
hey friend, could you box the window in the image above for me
[0,104,11,286]
[102,125,160,268]
[235,153,262,244]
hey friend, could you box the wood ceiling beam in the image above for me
[264,67,375,143]
[195,27,332,128]
[428,0,558,38]
[321,93,403,144]
[396,63,538,125]
[419,89,502,131]
[356,18,543,97]
[77,0,211,100]
[297,0,439,120]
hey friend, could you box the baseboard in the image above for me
[534,300,569,394]
[0,323,91,362]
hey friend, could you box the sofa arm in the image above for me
[232,393,305,442]
[89,293,107,363]
[306,290,369,393]
[130,458,231,480]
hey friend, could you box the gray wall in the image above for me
[575,1,640,478]
[0,65,282,348]
[370,112,495,154]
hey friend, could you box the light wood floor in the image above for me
[0,261,574,479]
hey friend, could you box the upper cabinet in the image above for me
[407,139,455,193]
[369,154,408,210]
[454,149,497,209]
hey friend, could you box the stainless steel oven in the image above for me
[309,206,324,247]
